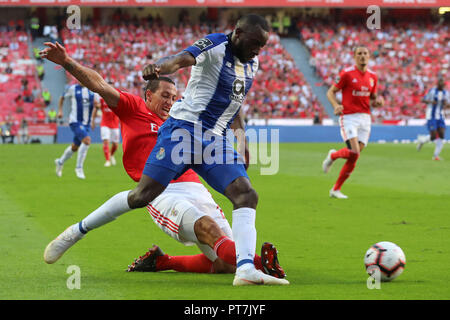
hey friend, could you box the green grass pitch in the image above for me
[0,142,449,300]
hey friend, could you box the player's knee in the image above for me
[227,184,258,208]
[127,187,156,209]
[349,151,360,163]
[128,176,166,209]
[194,216,224,246]
[82,136,91,145]
[127,189,148,209]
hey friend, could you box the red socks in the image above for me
[213,236,264,271]
[111,143,118,156]
[331,147,352,161]
[333,150,359,191]
[156,254,214,273]
[154,236,264,273]
[103,142,110,161]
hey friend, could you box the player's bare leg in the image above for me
[103,139,111,167]
[127,174,167,209]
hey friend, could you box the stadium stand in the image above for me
[59,16,324,121]
[298,17,450,123]
[0,21,46,135]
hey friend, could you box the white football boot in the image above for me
[75,167,86,179]
[233,265,290,286]
[329,188,348,199]
[322,149,336,173]
[104,160,111,167]
[55,159,63,177]
[110,156,116,166]
[44,223,85,264]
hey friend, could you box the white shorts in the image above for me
[100,126,120,143]
[339,113,371,146]
[146,182,232,262]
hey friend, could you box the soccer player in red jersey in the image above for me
[91,97,120,167]
[322,46,384,199]
[40,41,285,278]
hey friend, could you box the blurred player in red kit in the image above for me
[322,46,384,199]
[92,97,120,167]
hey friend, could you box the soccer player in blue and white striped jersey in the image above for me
[54,83,100,178]
[417,78,450,160]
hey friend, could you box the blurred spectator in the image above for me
[43,25,59,41]
[1,121,15,144]
[42,88,51,106]
[30,15,40,39]
[36,63,45,80]
[18,118,29,144]
[48,108,57,123]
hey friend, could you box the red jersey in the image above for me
[111,90,201,184]
[334,65,378,115]
[100,98,120,128]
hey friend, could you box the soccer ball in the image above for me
[364,241,406,282]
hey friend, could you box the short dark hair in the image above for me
[236,14,270,33]
[353,45,369,55]
[144,76,175,94]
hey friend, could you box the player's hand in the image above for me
[91,122,96,130]
[374,96,384,107]
[333,104,344,116]
[39,41,69,66]
[142,64,161,81]
[57,111,63,119]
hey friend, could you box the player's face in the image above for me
[233,27,269,63]
[437,78,444,90]
[146,81,178,120]
[354,47,370,68]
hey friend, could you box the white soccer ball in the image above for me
[364,241,406,282]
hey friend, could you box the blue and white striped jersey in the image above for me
[169,33,259,136]
[63,84,100,126]
[424,88,449,121]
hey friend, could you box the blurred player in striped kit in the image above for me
[91,97,120,167]
[55,83,100,179]
[416,78,449,160]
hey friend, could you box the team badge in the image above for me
[171,209,177,217]
[156,147,165,160]
[192,38,213,51]
[369,78,374,87]
[335,75,340,84]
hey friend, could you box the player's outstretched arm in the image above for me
[142,51,196,80]
[40,42,120,108]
